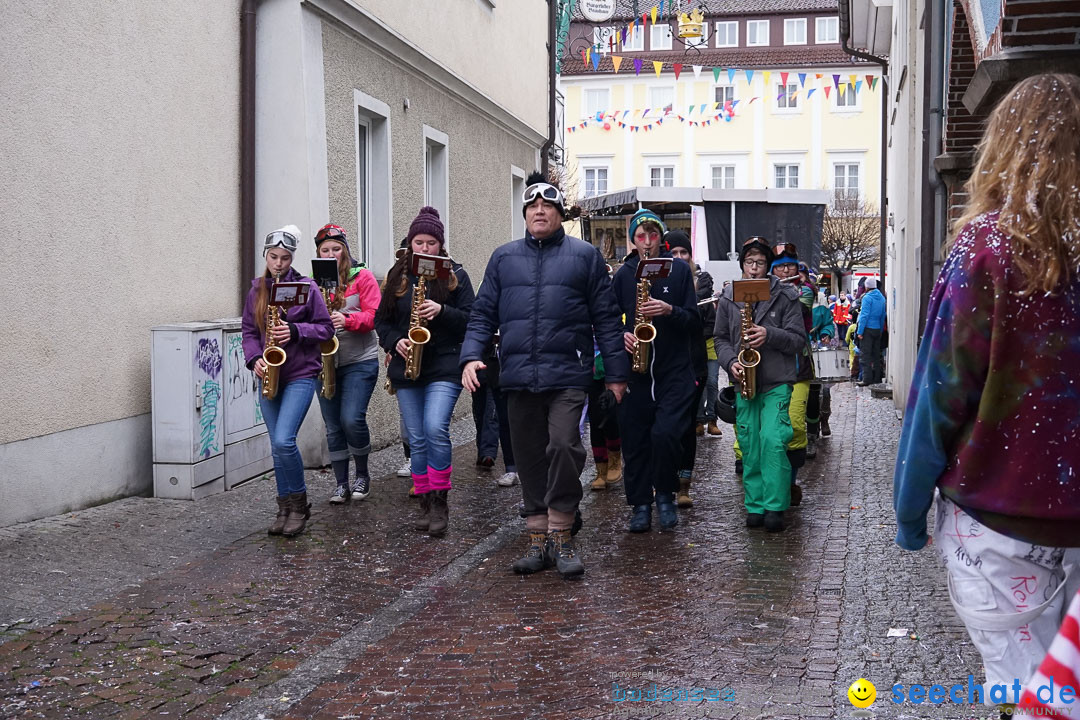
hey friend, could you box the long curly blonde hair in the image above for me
[953,73,1080,295]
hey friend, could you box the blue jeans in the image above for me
[395,381,462,475]
[699,358,720,422]
[259,376,316,497]
[317,359,378,462]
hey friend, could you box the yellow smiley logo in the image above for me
[847,678,877,708]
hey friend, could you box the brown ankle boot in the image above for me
[282,492,311,537]
[414,492,432,531]
[268,496,289,535]
[590,462,609,491]
[427,489,448,537]
[606,449,623,486]
[676,478,693,507]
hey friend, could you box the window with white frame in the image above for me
[355,90,392,271]
[774,164,799,189]
[650,166,675,187]
[747,20,769,46]
[622,24,645,51]
[714,84,736,105]
[715,21,738,47]
[784,18,807,44]
[711,165,736,189]
[833,163,860,201]
[776,82,800,109]
[651,23,673,50]
[511,168,525,240]
[423,126,449,235]
[816,16,839,43]
[649,86,675,113]
[835,83,859,108]
[583,167,609,198]
[592,26,617,53]
[583,88,610,119]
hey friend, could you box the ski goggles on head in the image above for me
[522,182,564,208]
[773,243,798,258]
[315,224,346,244]
[263,229,298,256]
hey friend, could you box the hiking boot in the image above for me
[821,416,831,437]
[676,478,693,507]
[350,475,370,500]
[427,489,449,537]
[746,512,764,528]
[512,531,550,574]
[707,421,723,436]
[329,485,351,504]
[805,437,818,460]
[764,510,785,532]
[546,529,584,578]
[281,492,311,537]
[695,423,705,436]
[268,496,289,535]
[628,504,652,533]
[414,492,431,531]
[656,492,678,530]
[790,483,803,507]
[590,462,609,491]
[606,449,623,485]
[495,472,518,487]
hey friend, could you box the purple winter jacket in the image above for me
[241,267,334,387]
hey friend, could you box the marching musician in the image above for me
[611,210,699,534]
[241,225,334,538]
[313,223,382,506]
[375,207,474,538]
[713,238,805,533]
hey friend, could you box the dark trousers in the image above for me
[587,379,621,459]
[862,328,884,384]
[617,374,696,506]
[679,381,707,473]
[507,389,587,517]
[471,381,515,469]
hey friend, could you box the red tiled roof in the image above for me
[561,45,868,75]
[573,0,840,21]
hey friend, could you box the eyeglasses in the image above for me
[263,230,298,254]
[316,225,346,243]
[523,183,564,208]
[744,259,768,268]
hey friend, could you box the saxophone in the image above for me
[262,272,287,400]
[631,252,657,374]
[403,276,431,380]
[318,284,342,399]
[737,298,761,400]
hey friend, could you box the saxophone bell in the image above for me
[262,272,287,400]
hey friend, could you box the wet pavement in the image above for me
[1,383,987,720]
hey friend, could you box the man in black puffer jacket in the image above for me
[461,173,628,579]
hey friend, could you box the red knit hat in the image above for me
[407,206,445,246]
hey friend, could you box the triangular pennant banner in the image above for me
[591,51,600,71]
[824,86,831,99]
[763,70,772,86]
[586,48,592,67]
[849,74,857,90]
[865,74,875,86]
[807,88,817,99]
[838,82,846,98]
[653,61,663,77]
[699,104,707,114]
[650,5,657,24]
[581,49,588,64]
[870,77,879,91]
[815,73,823,80]
[832,74,841,90]
[728,68,736,85]
[855,80,863,94]
[693,65,702,79]
[780,72,789,87]
[731,100,739,109]
[612,55,623,73]
[622,110,629,119]
[642,108,650,117]
[672,63,682,80]
[745,69,754,85]
[688,105,695,115]
[798,73,807,87]
[749,97,758,104]
[660,0,665,17]
[621,26,627,44]
[634,58,643,75]
[713,67,722,83]
[642,12,648,29]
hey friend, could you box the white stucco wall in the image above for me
[0,1,242,446]
[348,0,549,137]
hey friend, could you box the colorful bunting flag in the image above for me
[832,74,841,91]
[855,80,863,94]
[849,74,857,91]
[728,68,736,85]
[838,82,846,99]
[699,104,706,114]
[745,69,754,85]
[870,76,879,91]
[807,88,817,99]
[612,55,623,73]
[865,74,875,86]
[713,67,722,83]
[650,6,657,24]
[780,72,789,87]
[634,58,643,75]
[815,73,823,80]
[763,70,772,87]
[672,63,682,80]
[591,52,600,71]
[824,86,831,99]
[653,61,663,77]
[798,73,806,87]
[692,65,702,80]
[688,105,695,115]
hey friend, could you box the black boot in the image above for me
[628,504,652,533]
[764,510,786,532]
[427,489,448,537]
[656,492,678,530]
[414,492,431,532]
[546,529,584,578]
[512,531,550,574]
[282,492,311,537]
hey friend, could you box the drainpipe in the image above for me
[838,0,889,283]
[541,0,557,176]
[240,0,258,310]
[919,0,947,332]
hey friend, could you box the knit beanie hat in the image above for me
[865,277,878,290]
[407,206,445,246]
[739,236,775,269]
[627,209,666,240]
[664,229,692,255]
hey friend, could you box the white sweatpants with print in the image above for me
[935,494,1080,699]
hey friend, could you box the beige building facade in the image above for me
[1,0,549,526]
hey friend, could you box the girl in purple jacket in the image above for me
[242,225,335,538]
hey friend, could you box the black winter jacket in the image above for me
[375,264,474,388]
[612,251,701,382]
[460,228,628,392]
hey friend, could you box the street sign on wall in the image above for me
[580,0,616,22]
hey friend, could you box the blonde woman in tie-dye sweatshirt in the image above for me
[893,73,1080,703]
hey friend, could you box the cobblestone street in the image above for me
[1,383,987,720]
